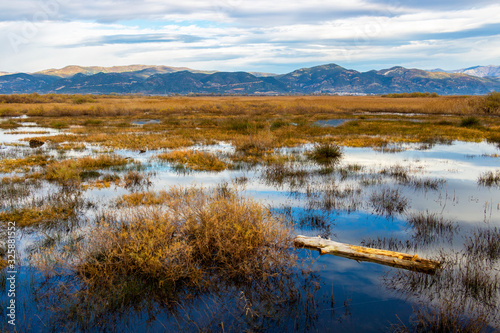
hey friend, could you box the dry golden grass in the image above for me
[157,150,229,171]
[115,190,170,207]
[5,95,500,160]
[0,191,83,228]
[0,154,51,173]
[0,258,7,270]
[37,186,295,289]
[45,155,129,185]
[9,95,494,119]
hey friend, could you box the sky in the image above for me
[0,0,499,74]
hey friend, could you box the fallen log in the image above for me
[294,235,441,274]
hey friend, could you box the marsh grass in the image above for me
[19,95,500,155]
[378,165,445,191]
[406,211,458,245]
[123,170,152,189]
[458,259,500,305]
[390,303,489,333]
[232,133,276,164]
[477,170,500,187]
[157,150,229,172]
[0,119,21,129]
[464,227,500,263]
[478,91,500,114]
[387,250,500,324]
[380,165,410,182]
[370,188,409,216]
[262,162,309,187]
[45,155,129,185]
[303,182,362,213]
[296,210,334,239]
[337,163,364,180]
[0,190,85,229]
[50,121,68,129]
[0,176,42,210]
[45,186,295,286]
[408,178,445,191]
[115,190,171,207]
[0,154,51,173]
[31,187,301,330]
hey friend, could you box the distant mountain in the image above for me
[430,65,500,78]
[1,63,499,95]
[50,72,141,94]
[375,66,496,95]
[249,72,278,77]
[0,72,11,77]
[276,64,498,95]
[277,64,388,94]
[450,65,500,78]
[0,73,59,94]
[141,71,287,95]
[35,65,216,78]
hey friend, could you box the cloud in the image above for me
[0,0,407,24]
[0,0,499,73]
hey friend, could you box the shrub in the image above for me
[74,187,294,287]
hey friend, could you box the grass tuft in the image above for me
[307,143,343,166]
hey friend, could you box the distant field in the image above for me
[1,94,498,155]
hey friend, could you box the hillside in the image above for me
[1,63,499,95]
[449,65,500,78]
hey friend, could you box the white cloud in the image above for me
[0,1,499,73]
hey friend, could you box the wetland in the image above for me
[0,94,499,332]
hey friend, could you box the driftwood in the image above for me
[294,235,441,274]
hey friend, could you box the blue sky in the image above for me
[0,0,499,73]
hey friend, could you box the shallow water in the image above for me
[1,126,499,332]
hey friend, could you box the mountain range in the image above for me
[430,65,500,78]
[0,64,499,96]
